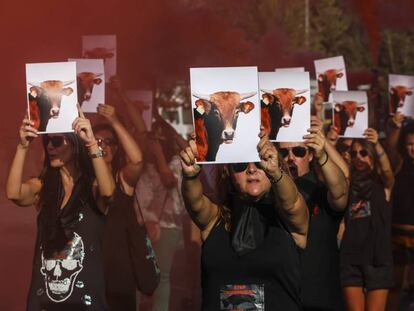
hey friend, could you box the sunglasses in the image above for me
[97,137,117,147]
[45,135,65,148]
[337,144,351,153]
[279,146,308,158]
[230,162,262,173]
[350,149,369,158]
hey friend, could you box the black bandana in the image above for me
[350,169,375,201]
[230,191,275,256]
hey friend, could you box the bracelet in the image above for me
[318,151,329,167]
[183,169,201,180]
[85,140,98,148]
[267,169,284,185]
[89,147,105,159]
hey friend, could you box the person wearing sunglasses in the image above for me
[180,129,308,311]
[385,113,414,307]
[93,103,159,311]
[6,106,115,310]
[279,119,349,311]
[340,127,394,311]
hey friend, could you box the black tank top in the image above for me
[201,214,302,311]
[392,159,414,226]
[27,188,107,310]
[102,184,136,311]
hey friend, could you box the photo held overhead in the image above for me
[190,66,260,164]
[388,74,414,117]
[314,56,348,102]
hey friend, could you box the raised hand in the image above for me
[303,125,326,159]
[257,128,280,177]
[72,104,96,146]
[180,138,201,178]
[391,112,405,128]
[364,128,379,145]
[19,117,38,148]
[97,103,119,125]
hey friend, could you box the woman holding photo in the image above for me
[180,130,308,310]
[6,107,115,311]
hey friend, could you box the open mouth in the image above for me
[288,162,298,178]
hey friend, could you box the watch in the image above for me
[89,147,105,158]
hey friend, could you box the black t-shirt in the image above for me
[201,210,303,311]
[341,182,392,266]
[392,159,414,226]
[102,184,137,311]
[296,172,345,311]
[27,188,107,311]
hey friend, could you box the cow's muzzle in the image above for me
[222,130,235,143]
[50,108,60,118]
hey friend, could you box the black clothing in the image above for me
[392,159,414,226]
[103,185,136,311]
[201,204,303,311]
[341,181,392,266]
[340,263,393,290]
[27,180,107,311]
[296,172,345,311]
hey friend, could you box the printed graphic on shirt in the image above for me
[144,234,161,276]
[220,284,265,310]
[40,232,85,302]
[350,200,371,219]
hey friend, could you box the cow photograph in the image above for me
[332,90,368,138]
[82,35,116,82]
[26,62,78,134]
[259,71,310,142]
[69,58,105,113]
[389,74,414,117]
[190,66,260,164]
[314,56,348,102]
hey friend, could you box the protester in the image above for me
[279,117,348,311]
[180,129,308,310]
[6,107,115,310]
[340,128,394,310]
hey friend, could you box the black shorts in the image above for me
[340,264,394,291]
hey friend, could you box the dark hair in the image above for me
[350,138,380,177]
[397,122,414,158]
[38,133,95,257]
[214,150,291,231]
[93,123,126,175]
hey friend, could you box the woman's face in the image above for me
[405,133,414,160]
[337,138,353,166]
[351,142,373,171]
[45,134,74,168]
[95,129,118,164]
[230,163,271,199]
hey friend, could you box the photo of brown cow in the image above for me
[314,56,348,102]
[190,67,260,164]
[82,35,116,83]
[389,74,414,117]
[332,90,368,138]
[26,62,78,134]
[259,71,310,142]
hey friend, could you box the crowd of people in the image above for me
[5,74,414,311]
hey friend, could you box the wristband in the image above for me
[85,140,98,148]
[318,151,329,167]
[183,169,201,180]
[89,147,105,159]
[267,169,284,185]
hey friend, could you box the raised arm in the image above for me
[257,132,309,248]
[385,112,404,171]
[97,103,143,195]
[180,139,218,239]
[365,128,394,194]
[6,118,42,206]
[304,123,349,212]
[73,105,115,201]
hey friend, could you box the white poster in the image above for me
[259,71,310,142]
[275,67,305,72]
[26,62,78,134]
[190,66,260,164]
[125,90,153,130]
[314,56,348,102]
[388,74,414,117]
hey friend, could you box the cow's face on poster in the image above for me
[40,232,85,302]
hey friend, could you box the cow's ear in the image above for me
[356,106,365,112]
[389,87,395,94]
[195,99,211,115]
[294,96,306,105]
[407,91,413,96]
[62,87,74,96]
[29,86,41,98]
[318,74,324,82]
[334,103,343,112]
[240,101,255,113]
[336,72,344,78]
[94,78,103,85]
